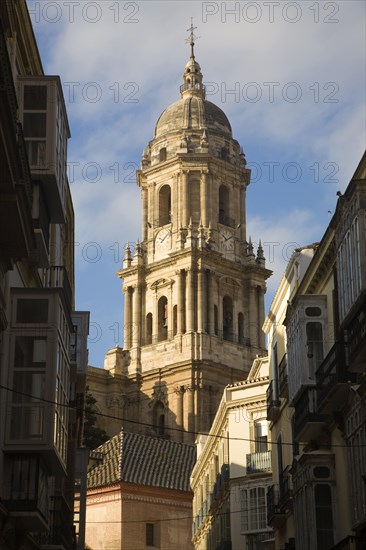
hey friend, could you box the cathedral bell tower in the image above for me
[117,27,272,443]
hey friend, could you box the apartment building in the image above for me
[265,152,366,550]
[0,2,89,548]
[191,357,274,550]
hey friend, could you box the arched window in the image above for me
[158,296,168,341]
[159,185,171,226]
[223,295,233,341]
[146,313,152,345]
[159,147,167,162]
[189,179,200,225]
[153,401,165,436]
[238,312,244,344]
[219,185,230,226]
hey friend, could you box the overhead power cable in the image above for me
[0,384,363,448]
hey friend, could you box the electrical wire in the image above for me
[0,383,364,447]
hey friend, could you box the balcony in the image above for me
[246,451,272,474]
[18,75,71,223]
[316,342,356,413]
[346,296,366,372]
[267,380,281,422]
[279,468,293,511]
[0,25,34,263]
[293,387,325,442]
[180,83,206,97]
[267,485,286,528]
[212,464,230,504]
[2,454,49,531]
[279,356,288,398]
[38,496,74,550]
[43,266,72,311]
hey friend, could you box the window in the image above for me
[24,85,47,109]
[158,297,168,341]
[255,421,268,453]
[189,179,200,225]
[159,147,167,162]
[219,185,230,225]
[158,185,171,226]
[223,296,233,341]
[241,487,267,532]
[306,322,323,378]
[16,298,49,323]
[146,523,154,546]
[146,313,152,345]
[315,484,334,549]
[9,336,47,441]
[153,401,165,436]
[337,216,361,320]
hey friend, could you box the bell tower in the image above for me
[117,27,271,443]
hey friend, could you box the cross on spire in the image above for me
[186,18,198,58]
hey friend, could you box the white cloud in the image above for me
[27,0,366,366]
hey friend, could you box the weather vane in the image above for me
[186,18,199,58]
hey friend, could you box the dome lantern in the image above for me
[180,20,205,99]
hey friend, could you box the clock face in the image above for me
[155,228,171,255]
[219,228,234,253]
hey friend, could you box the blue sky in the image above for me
[26,0,365,367]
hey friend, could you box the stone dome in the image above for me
[154,96,232,138]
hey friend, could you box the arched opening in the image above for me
[153,401,165,436]
[146,313,152,345]
[173,305,177,336]
[159,147,167,162]
[238,312,244,344]
[159,185,171,226]
[189,179,200,225]
[219,185,230,226]
[223,295,233,341]
[158,296,168,341]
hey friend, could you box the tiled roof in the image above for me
[87,431,196,492]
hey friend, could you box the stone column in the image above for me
[177,269,185,334]
[187,384,195,440]
[217,278,222,338]
[248,283,258,347]
[197,269,206,333]
[258,285,266,348]
[132,284,141,347]
[175,386,184,442]
[186,268,194,332]
[182,170,189,227]
[240,186,246,242]
[200,170,209,227]
[123,286,132,349]
[209,272,217,336]
[153,292,159,343]
[142,188,148,241]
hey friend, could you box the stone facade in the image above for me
[88,37,271,444]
